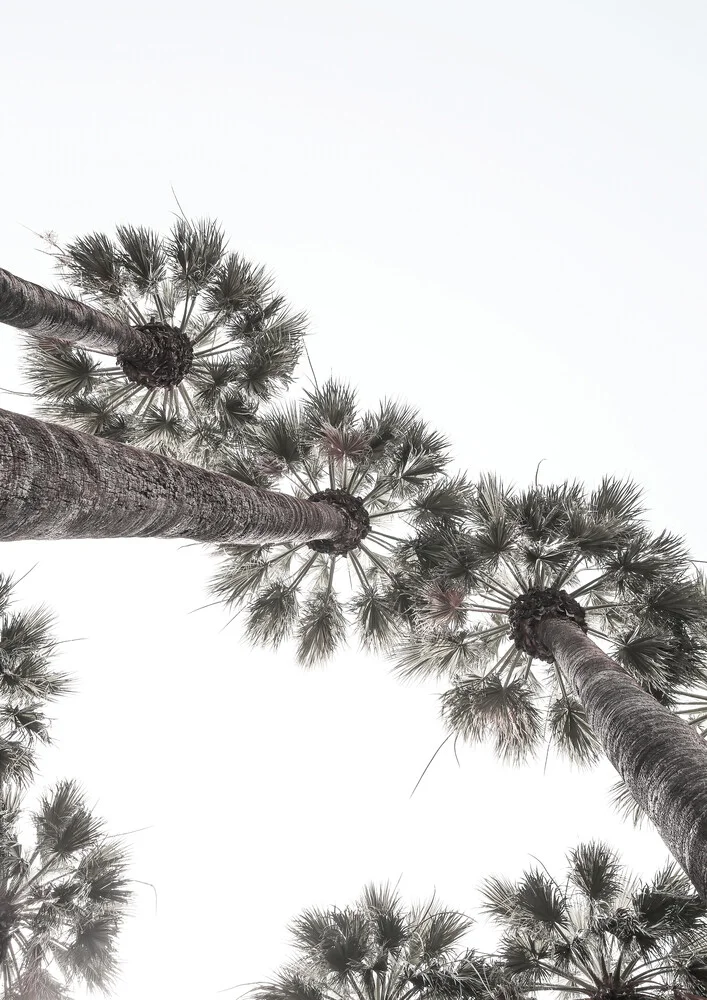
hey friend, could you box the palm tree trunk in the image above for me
[0,408,349,546]
[538,616,707,899]
[0,266,142,355]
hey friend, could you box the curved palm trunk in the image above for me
[538,616,707,898]
[0,265,145,355]
[0,408,349,546]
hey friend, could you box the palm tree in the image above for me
[249,882,505,1000]
[3,218,305,461]
[483,840,707,1000]
[0,778,131,997]
[0,571,70,788]
[209,379,470,665]
[391,475,707,897]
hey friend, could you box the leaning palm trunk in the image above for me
[0,265,147,355]
[0,408,351,545]
[538,616,707,899]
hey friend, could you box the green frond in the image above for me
[413,907,473,960]
[203,252,273,316]
[0,606,55,659]
[513,870,569,930]
[55,231,125,299]
[608,779,648,829]
[34,780,104,860]
[498,931,553,980]
[394,630,494,683]
[77,842,132,907]
[252,972,325,1000]
[360,399,418,458]
[251,405,308,468]
[441,675,543,764]
[603,530,690,594]
[643,579,707,627]
[590,477,644,522]
[470,475,511,527]
[189,356,246,409]
[632,866,707,935]
[132,403,186,454]
[480,876,519,923]
[360,883,409,951]
[412,475,474,524]
[115,224,167,292]
[238,331,302,399]
[547,697,601,766]
[296,589,347,667]
[244,583,299,648]
[473,518,517,563]
[210,549,275,607]
[0,703,51,744]
[566,842,623,904]
[166,217,226,292]
[611,630,673,690]
[303,379,358,431]
[349,589,401,652]
[23,341,104,401]
[0,737,36,786]
[318,423,371,463]
[46,394,131,441]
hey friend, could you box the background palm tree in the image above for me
[0,571,70,788]
[386,475,707,896]
[482,840,707,1000]
[249,882,506,1000]
[0,778,132,998]
[209,378,471,665]
[10,218,306,461]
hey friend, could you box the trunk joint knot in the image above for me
[306,489,370,556]
[508,587,587,662]
[118,322,194,388]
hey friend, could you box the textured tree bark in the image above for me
[0,408,349,546]
[0,266,145,355]
[538,615,707,899]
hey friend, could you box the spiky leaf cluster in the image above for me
[209,381,472,666]
[0,573,71,788]
[22,220,306,461]
[391,475,707,765]
[0,779,131,998]
[483,841,707,1000]
[249,883,506,1000]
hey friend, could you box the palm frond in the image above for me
[566,842,623,904]
[441,675,543,764]
[34,780,104,860]
[167,217,226,292]
[547,697,601,767]
[23,341,103,401]
[115,224,167,293]
[244,583,299,648]
[296,589,347,667]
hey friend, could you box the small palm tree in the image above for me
[249,883,501,1000]
[483,841,707,1000]
[0,778,131,998]
[209,379,470,665]
[3,218,305,461]
[390,475,707,896]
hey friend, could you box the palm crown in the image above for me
[22,219,306,462]
[390,475,707,765]
[0,779,131,998]
[208,378,472,666]
[482,840,707,1000]
[0,573,70,788]
[251,883,487,1000]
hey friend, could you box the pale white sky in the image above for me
[1,1,707,997]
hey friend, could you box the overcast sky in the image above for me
[2,2,707,997]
